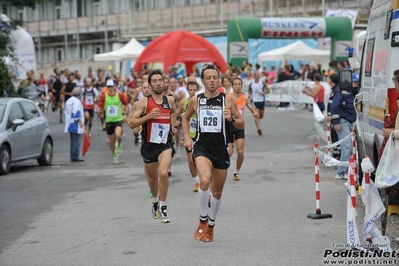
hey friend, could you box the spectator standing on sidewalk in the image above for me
[64,87,85,162]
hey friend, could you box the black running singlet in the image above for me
[64,82,76,102]
[195,92,229,147]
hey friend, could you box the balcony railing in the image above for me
[24,0,370,39]
[24,13,121,37]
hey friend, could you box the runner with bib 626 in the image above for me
[182,64,244,242]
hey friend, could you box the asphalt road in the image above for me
[0,104,396,266]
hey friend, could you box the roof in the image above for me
[257,41,330,64]
[93,38,145,61]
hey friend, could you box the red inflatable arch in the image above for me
[134,30,226,75]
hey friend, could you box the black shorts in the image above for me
[254,101,265,110]
[193,144,230,169]
[106,121,123,135]
[55,94,61,103]
[84,109,94,117]
[141,142,172,163]
[228,128,245,143]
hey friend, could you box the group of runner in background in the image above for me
[15,59,352,242]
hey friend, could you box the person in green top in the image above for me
[98,80,129,164]
[175,81,200,192]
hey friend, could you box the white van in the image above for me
[349,30,366,71]
[357,0,399,175]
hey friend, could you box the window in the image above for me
[8,103,25,129]
[40,3,47,20]
[39,49,45,63]
[364,38,375,77]
[155,0,171,8]
[79,46,84,59]
[2,4,8,15]
[108,0,114,13]
[17,8,24,21]
[55,6,62,19]
[77,0,86,17]
[133,0,140,9]
[56,48,64,62]
[94,45,102,54]
[0,104,6,124]
[54,0,62,19]
[30,8,37,21]
[69,0,75,18]
[20,102,40,121]
[93,0,101,15]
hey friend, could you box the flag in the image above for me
[82,133,91,157]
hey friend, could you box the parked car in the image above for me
[0,97,53,175]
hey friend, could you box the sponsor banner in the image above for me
[319,131,352,149]
[314,148,349,167]
[261,18,326,38]
[4,22,37,80]
[319,9,358,50]
[361,175,392,252]
[346,166,362,247]
[313,102,328,142]
[229,42,248,59]
[335,41,353,58]
[267,80,315,104]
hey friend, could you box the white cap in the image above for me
[106,80,115,87]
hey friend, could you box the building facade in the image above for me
[2,0,371,74]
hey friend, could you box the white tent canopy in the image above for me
[257,41,330,65]
[94,38,144,61]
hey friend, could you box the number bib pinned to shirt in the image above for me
[39,85,47,92]
[150,123,170,144]
[85,95,94,105]
[107,105,118,117]
[199,109,222,133]
[189,117,198,133]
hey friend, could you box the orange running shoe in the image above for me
[201,225,214,242]
[193,182,200,192]
[194,220,208,240]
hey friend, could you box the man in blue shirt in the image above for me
[331,78,357,179]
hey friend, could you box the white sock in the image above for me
[159,201,166,208]
[198,188,210,220]
[152,195,159,202]
[193,175,199,183]
[235,169,239,174]
[209,196,222,227]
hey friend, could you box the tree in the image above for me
[0,0,44,97]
